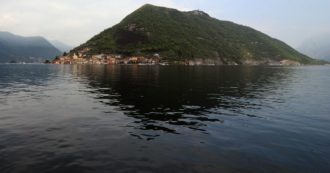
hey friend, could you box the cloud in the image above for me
[0,0,189,46]
[0,0,329,48]
[0,13,17,26]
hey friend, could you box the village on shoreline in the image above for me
[51,53,302,66]
[52,53,169,65]
[50,47,303,66]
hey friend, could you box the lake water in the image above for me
[0,64,329,173]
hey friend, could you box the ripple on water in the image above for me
[0,65,330,173]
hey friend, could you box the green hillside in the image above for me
[73,4,323,64]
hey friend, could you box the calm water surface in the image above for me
[0,64,329,173]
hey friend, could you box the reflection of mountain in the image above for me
[73,65,291,139]
[0,64,57,98]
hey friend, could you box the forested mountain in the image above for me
[73,4,321,64]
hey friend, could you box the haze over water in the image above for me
[0,64,329,173]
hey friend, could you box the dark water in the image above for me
[0,64,329,173]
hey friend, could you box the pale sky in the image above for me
[0,0,329,48]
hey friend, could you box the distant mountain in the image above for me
[298,34,330,61]
[0,31,61,63]
[50,40,73,53]
[72,4,322,65]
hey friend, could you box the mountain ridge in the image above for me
[51,40,73,53]
[69,4,324,65]
[0,31,61,63]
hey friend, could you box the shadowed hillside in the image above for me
[0,31,61,63]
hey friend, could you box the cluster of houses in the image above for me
[52,53,162,65]
[52,54,301,66]
[52,49,221,66]
[51,47,301,66]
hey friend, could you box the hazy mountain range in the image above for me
[298,34,330,61]
[50,40,73,53]
[73,4,322,65]
[0,31,62,63]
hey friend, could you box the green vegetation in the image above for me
[73,4,324,64]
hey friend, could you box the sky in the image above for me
[0,0,329,48]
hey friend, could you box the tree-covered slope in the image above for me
[74,4,321,64]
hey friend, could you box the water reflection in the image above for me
[70,65,292,139]
[2,64,329,172]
